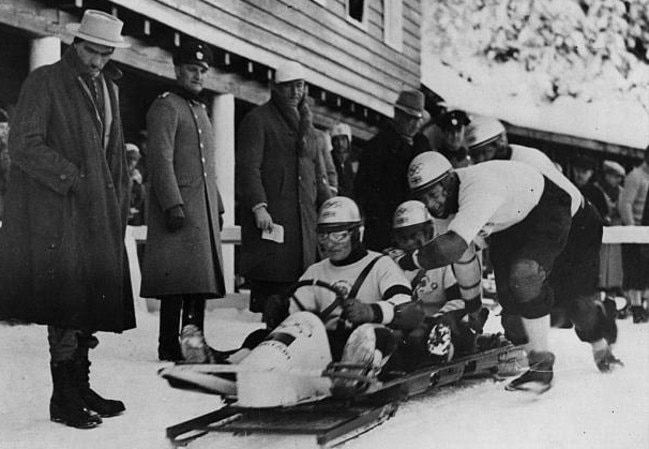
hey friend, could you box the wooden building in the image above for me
[0,0,424,291]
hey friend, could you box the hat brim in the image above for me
[67,23,131,48]
[395,104,423,118]
[468,134,502,151]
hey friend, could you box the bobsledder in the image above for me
[159,280,526,447]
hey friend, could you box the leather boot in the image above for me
[50,361,102,429]
[182,297,206,330]
[159,296,183,361]
[75,359,125,417]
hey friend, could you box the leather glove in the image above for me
[165,204,185,232]
[342,298,375,324]
[263,294,289,329]
[467,307,489,334]
[383,247,405,262]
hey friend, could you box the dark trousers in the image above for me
[48,327,98,362]
[158,295,207,351]
[490,178,573,319]
[248,280,294,314]
[498,199,609,345]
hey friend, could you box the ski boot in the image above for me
[593,345,624,372]
[505,350,555,394]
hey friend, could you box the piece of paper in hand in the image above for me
[262,223,284,243]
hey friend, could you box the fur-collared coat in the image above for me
[0,48,135,332]
[236,93,331,282]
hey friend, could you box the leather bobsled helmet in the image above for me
[465,115,505,150]
[393,200,433,230]
[407,151,453,196]
[317,196,362,232]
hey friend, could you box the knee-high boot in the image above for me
[74,333,125,417]
[159,296,183,361]
[50,360,102,429]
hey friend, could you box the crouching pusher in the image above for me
[397,152,622,393]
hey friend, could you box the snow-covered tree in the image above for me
[424,0,649,110]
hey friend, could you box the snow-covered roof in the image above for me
[422,56,649,150]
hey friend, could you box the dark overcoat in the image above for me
[354,124,430,251]
[236,95,331,283]
[140,91,226,299]
[0,48,135,332]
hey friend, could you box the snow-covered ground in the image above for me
[1,300,647,449]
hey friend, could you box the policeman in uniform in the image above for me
[141,41,226,362]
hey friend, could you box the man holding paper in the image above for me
[236,60,331,319]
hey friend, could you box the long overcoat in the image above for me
[236,95,331,283]
[0,48,135,332]
[140,91,226,299]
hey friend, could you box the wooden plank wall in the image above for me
[109,0,422,116]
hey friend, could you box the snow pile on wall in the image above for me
[422,0,649,149]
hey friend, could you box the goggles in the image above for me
[316,229,353,244]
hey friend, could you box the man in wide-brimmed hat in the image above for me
[0,9,134,429]
[354,89,431,251]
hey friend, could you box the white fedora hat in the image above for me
[66,10,130,48]
[275,61,305,83]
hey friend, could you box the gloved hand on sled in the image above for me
[342,298,375,324]
[467,307,489,334]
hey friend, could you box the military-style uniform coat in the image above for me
[140,90,226,299]
[236,94,331,283]
[0,48,135,332]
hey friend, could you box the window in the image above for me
[384,0,403,51]
[347,0,366,24]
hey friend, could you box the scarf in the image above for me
[271,89,313,156]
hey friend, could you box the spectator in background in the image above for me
[125,143,145,226]
[354,89,430,251]
[140,41,226,362]
[0,108,10,220]
[619,147,649,323]
[432,109,471,168]
[572,156,608,219]
[313,128,338,196]
[329,122,357,198]
[597,161,625,300]
[0,10,134,428]
[236,60,331,318]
